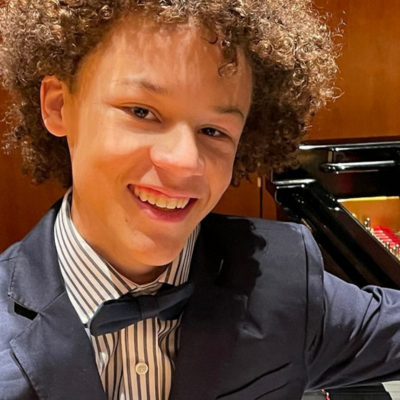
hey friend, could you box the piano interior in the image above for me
[339,196,400,260]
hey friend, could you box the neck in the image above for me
[112,262,170,285]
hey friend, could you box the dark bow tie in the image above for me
[88,281,195,336]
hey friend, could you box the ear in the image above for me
[40,75,69,138]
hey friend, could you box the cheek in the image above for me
[208,158,234,199]
[72,119,143,164]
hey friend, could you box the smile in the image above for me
[132,186,191,211]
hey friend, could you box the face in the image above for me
[45,16,253,282]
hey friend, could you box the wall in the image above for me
[311,0,400,140]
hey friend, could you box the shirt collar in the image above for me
[54,188,199,324]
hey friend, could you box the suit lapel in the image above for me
[8,203,105,400]
[170,226,248,400]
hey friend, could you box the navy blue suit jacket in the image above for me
[2,202,400,399]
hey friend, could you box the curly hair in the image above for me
[0,0,339,187]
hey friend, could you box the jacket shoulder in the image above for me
[0,204,62,400]
[0,241,22,297]
[202,214,325,391]
[202,213,325,322]
[204,211,307,232]
[202,212,312,252]
[0,241,22,262]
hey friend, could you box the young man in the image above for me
[1,1,400,400]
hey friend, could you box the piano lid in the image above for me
[274,136,400,199]
[267,136,400,289]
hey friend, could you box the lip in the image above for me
[129,184,197,200]
[128,185,197,222]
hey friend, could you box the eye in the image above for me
[200,127,225,137]
[131,106,158,121]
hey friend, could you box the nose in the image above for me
[150,124,205,177]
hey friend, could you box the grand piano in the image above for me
[267,136,400,399]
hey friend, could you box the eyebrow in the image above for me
[212,105,245,121]
[113,78,170,95]
[113,78,246,121]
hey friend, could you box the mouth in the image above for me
[128,184,194,213]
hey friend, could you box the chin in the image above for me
[142,252,179,267]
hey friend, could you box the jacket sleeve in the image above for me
[301,225,400,390]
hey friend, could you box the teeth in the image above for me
[147,194,156,205]
[138,191,148,202]
[156,197,167,208]
[179,198,190,208]
[166,198,178,209]
[133,187,190,210]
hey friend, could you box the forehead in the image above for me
[74,14,253,108]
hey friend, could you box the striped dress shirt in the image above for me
[54,189,199,400]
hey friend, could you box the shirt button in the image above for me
[135,362,149,375]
